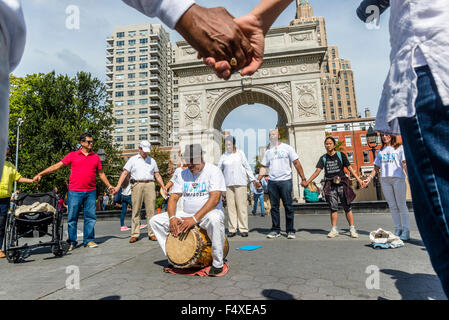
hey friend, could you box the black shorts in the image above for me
[325,184,352,213]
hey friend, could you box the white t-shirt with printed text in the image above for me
[261,143,299,181]
[171,163,227,214]
[374,145,406,179]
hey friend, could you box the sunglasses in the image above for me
[82,140,94,144]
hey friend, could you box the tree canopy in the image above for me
[8,71,124,196]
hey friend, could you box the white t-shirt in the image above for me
[170,167,183,185]
[374,145,406,179]
[171,163,226,214]
[261,143,299,181]
[122,183,132,196]
[218,150,256,187]
[123,154,159,181]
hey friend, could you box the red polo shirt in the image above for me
[61,150,102,191]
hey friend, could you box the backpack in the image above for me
[322,151,343,173]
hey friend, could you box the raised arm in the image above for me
[33,161,65,182]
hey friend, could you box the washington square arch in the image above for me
[171,22,327,201]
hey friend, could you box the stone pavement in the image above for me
[0,210,446,300]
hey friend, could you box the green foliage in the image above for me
[8,71,124,196]
[155,197,165,209]
[149,147,171,185]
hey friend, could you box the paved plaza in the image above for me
[0,210,446,300]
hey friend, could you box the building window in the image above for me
[115,110,124,116]
[115,91,124,97]
[128,31,136,37]
[139,134,148,140]
[128,81,135,87]
[127,100,135,106]
[347,152,354,164]
[115,136,123,142]
[139,98,148,104]
[128,90,135,96]
[116,74,124,80]
[345,136,352,147]
[128,64,136,70]
[128,56,136,62]
[361,135,367,146]
[128,48,136,54]
[116,66,124,71]
[140,55,148,61]
[116,57,124,63]
[127,118,136,124]
[139,126,147,132]
[127,135,135,141]
[140,38,148,44]
[116,32,125,38]
[115,127,123,133]
[127,127,135,133]
[116,40,125,47]
[139,80,148,86]
[139,117,148,123]
[140,63,148,69]
[344,124,350,131]
[116,119,123,125]
[139,72,148,78]
[125,144,135,150]
[363,151,370,163]
[128,39,136,45]
[115,82,124,88]
[140,46,148,52]
[139,30,148,36]
[139,89,148,95]
[139,108,148,114]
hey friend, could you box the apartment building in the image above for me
[106,24,173,156]
[291,0,359,120]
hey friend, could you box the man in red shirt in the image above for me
[33,133,114,251]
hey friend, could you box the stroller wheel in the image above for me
[6,250,21,263]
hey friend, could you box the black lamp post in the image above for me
[366,126,382,200]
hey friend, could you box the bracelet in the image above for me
[169,216,178,221]
[192,216,198,224]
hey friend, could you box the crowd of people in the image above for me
[0,0,448,295]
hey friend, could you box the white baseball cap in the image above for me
[139,140,151,153]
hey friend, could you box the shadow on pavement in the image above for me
[95,235,128,244]
[381,269,446,300]
[248,227,272,235]
[296,228,328,235]
[261,289,296,300]
[154,259,169,267]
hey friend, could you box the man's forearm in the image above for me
[99,174,112,188]
[294,161,306,180]
[38,162,63,177]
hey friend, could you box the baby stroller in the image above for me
[3,191,68,263]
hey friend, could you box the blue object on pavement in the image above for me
[371,242,404,249]
[236,245,262,251]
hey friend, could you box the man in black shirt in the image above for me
[305,137,364,238]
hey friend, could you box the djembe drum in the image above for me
[166,227,229,269]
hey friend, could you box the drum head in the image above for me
[166,230,199,266]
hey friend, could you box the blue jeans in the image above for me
[120,195,132,227]
[0,197,10,251]
[398,65,449,298]
[252,193,265,215]
[267,179,295,233]
[67,190,97,246]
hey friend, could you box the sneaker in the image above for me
[139,224,147,229]
[327,228,339,238]
[84,241,99,248]
[287,232,296,239]
[400,230,410,241]
[208,265,223,277]
[120,226,130,231]
[267,231,281,239]
[227,232,237,238]
[68,245,76,252]
[241,232,248,237]
[252,212,256,216]
[349,228,359,238]
[0,250,6,258]
[394,229,402,237]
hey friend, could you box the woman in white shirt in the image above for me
[218,136,258,237]
[363,134,410,240]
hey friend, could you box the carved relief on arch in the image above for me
[296,83,318,118]
[264,82,293,108]
[183,93,202,126]
[206,88,231,114]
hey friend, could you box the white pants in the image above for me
[381,177,411,231]
[149,209,225,268]
[0,28,9,179]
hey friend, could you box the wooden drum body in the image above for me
[166,227,229,269]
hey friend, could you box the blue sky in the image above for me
[14,0,392,163]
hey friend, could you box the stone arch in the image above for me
[208,86,292,131]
